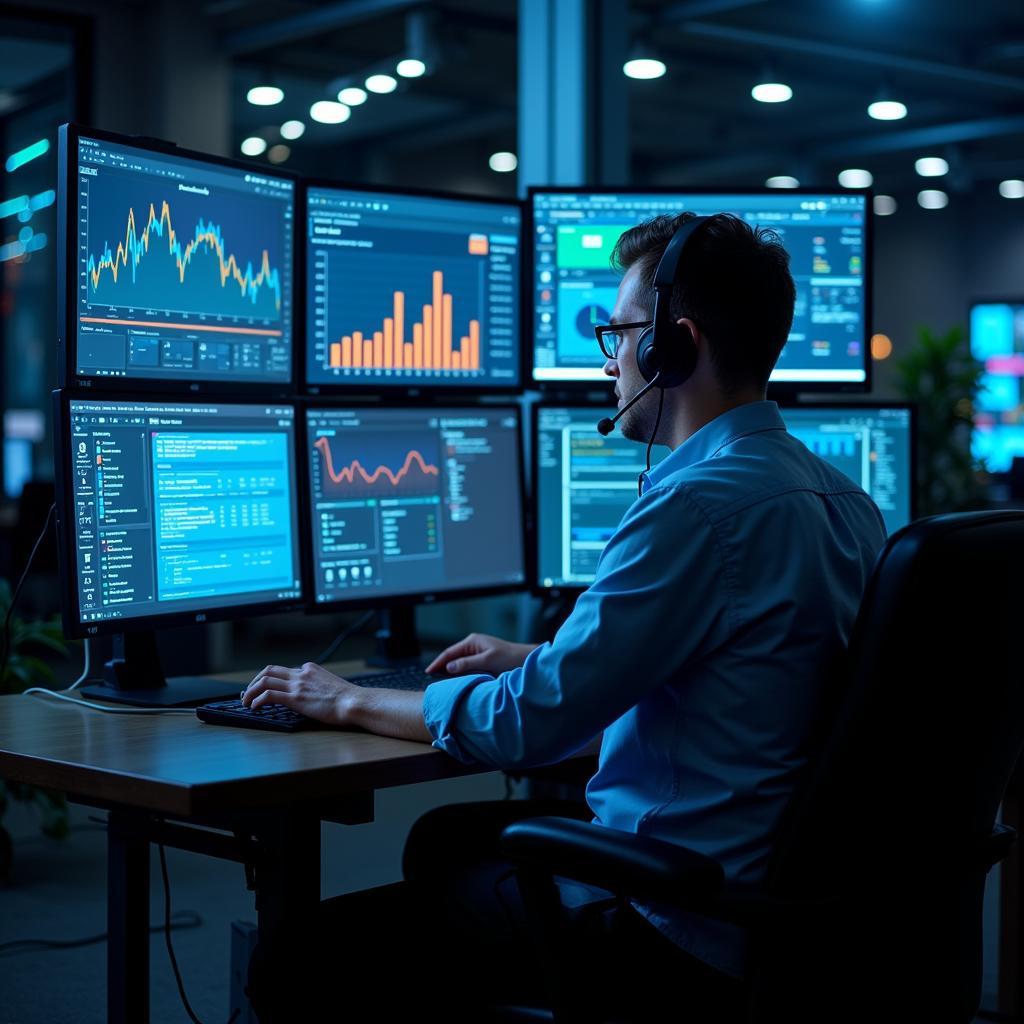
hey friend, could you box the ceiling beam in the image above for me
[224,0,416,55]
[658,0,768,21]
[676,21,1024,93]
[649,113,1024,184]
[813,115,1024,158]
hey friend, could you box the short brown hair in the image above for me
[611,212,796,394]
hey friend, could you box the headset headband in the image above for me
[653,215,708,292]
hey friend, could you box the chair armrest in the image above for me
[982,822,1017,868]
[500,816,724,908]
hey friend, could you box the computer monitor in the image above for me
[303,183,522,394]
[970,301,1024,473]
[530,188,870,390]
[305,404,526,619]
[533,403,668,591]
[57,124,296,393]
[532,402,912,592]
[780,404,915,535]
[53,394,304,704]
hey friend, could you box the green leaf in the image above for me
[11,654,56,685]
[892,323,987,517]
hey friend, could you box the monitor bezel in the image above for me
[529,397,916,597]
[52,388,307,640]
[300,398,530,613]
[57,122,301,398]
[526,185,873,396]
[300,177,526,398]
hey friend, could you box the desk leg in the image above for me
[252,811,321,941]
[107,809,149,1024]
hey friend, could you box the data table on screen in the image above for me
[64,400,302,630]
[534,403,910,592]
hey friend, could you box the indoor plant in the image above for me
[0,578,72,877]
[892,324,988,517]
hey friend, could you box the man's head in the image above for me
[604,212,795,443]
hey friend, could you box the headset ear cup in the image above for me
[635,326,659,383]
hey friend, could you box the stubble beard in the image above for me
[618,385,661,443]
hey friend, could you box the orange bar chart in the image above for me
[328,269,481,372]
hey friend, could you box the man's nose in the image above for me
[603,357,619,378]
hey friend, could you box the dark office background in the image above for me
[1,1,1022,1020]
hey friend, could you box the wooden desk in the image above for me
[0,664,596,1024]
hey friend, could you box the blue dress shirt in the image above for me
[423,400,887,976]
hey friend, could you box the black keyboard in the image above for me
[348,666,437,691]
[196,666,438,732]
[195,699,315,732]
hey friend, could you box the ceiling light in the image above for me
[623,57,667,79]
[396,58,426,78]
[918,189,948,210]
[240,137,267,157]
[752,81,792,103]
[338,87,367,106]
[873,195,898,216]
[310,100,351,124]
[489,151,518,173]
[838,168,873,188]
[280,120,305,140]
[999,179,1024,199]
[267,144,290,164]
[867,99,907,120]
[915,156,948,177]
[366,74,398,94]
[765,175,800,188]
[247,85,284,106]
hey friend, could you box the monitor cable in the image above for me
[158,842,245,1024]
[0,910,202,958]
[0,502,55,683]
[22,688,196,714]
[315,609,376,664]
[67,636,95,691]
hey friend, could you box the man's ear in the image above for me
[676,317,700,348]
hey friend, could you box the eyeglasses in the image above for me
[594,320,653,360]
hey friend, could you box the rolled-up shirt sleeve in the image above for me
[422,481,734,770]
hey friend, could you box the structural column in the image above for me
[517,0,630,192]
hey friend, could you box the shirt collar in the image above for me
[641,400,787,492]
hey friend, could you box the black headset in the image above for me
[635,215,709,388]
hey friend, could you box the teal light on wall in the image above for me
[5,138,50,173]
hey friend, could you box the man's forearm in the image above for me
[343,686,433,743]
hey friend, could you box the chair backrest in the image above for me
[754,511,1024,1020]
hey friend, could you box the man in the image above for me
[244,213,886,1021]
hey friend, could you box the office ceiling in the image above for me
[209,0,1024,202]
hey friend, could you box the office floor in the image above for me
[2,793,1005,1024]
[0,771,511,1024]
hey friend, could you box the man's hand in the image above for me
[242,662,357,726]
[426,633,538,677]
[241,662,432,743]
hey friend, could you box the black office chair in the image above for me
[501,511,1024,1023]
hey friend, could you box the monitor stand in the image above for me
[79,632,241,708]
[366,607,422,669]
